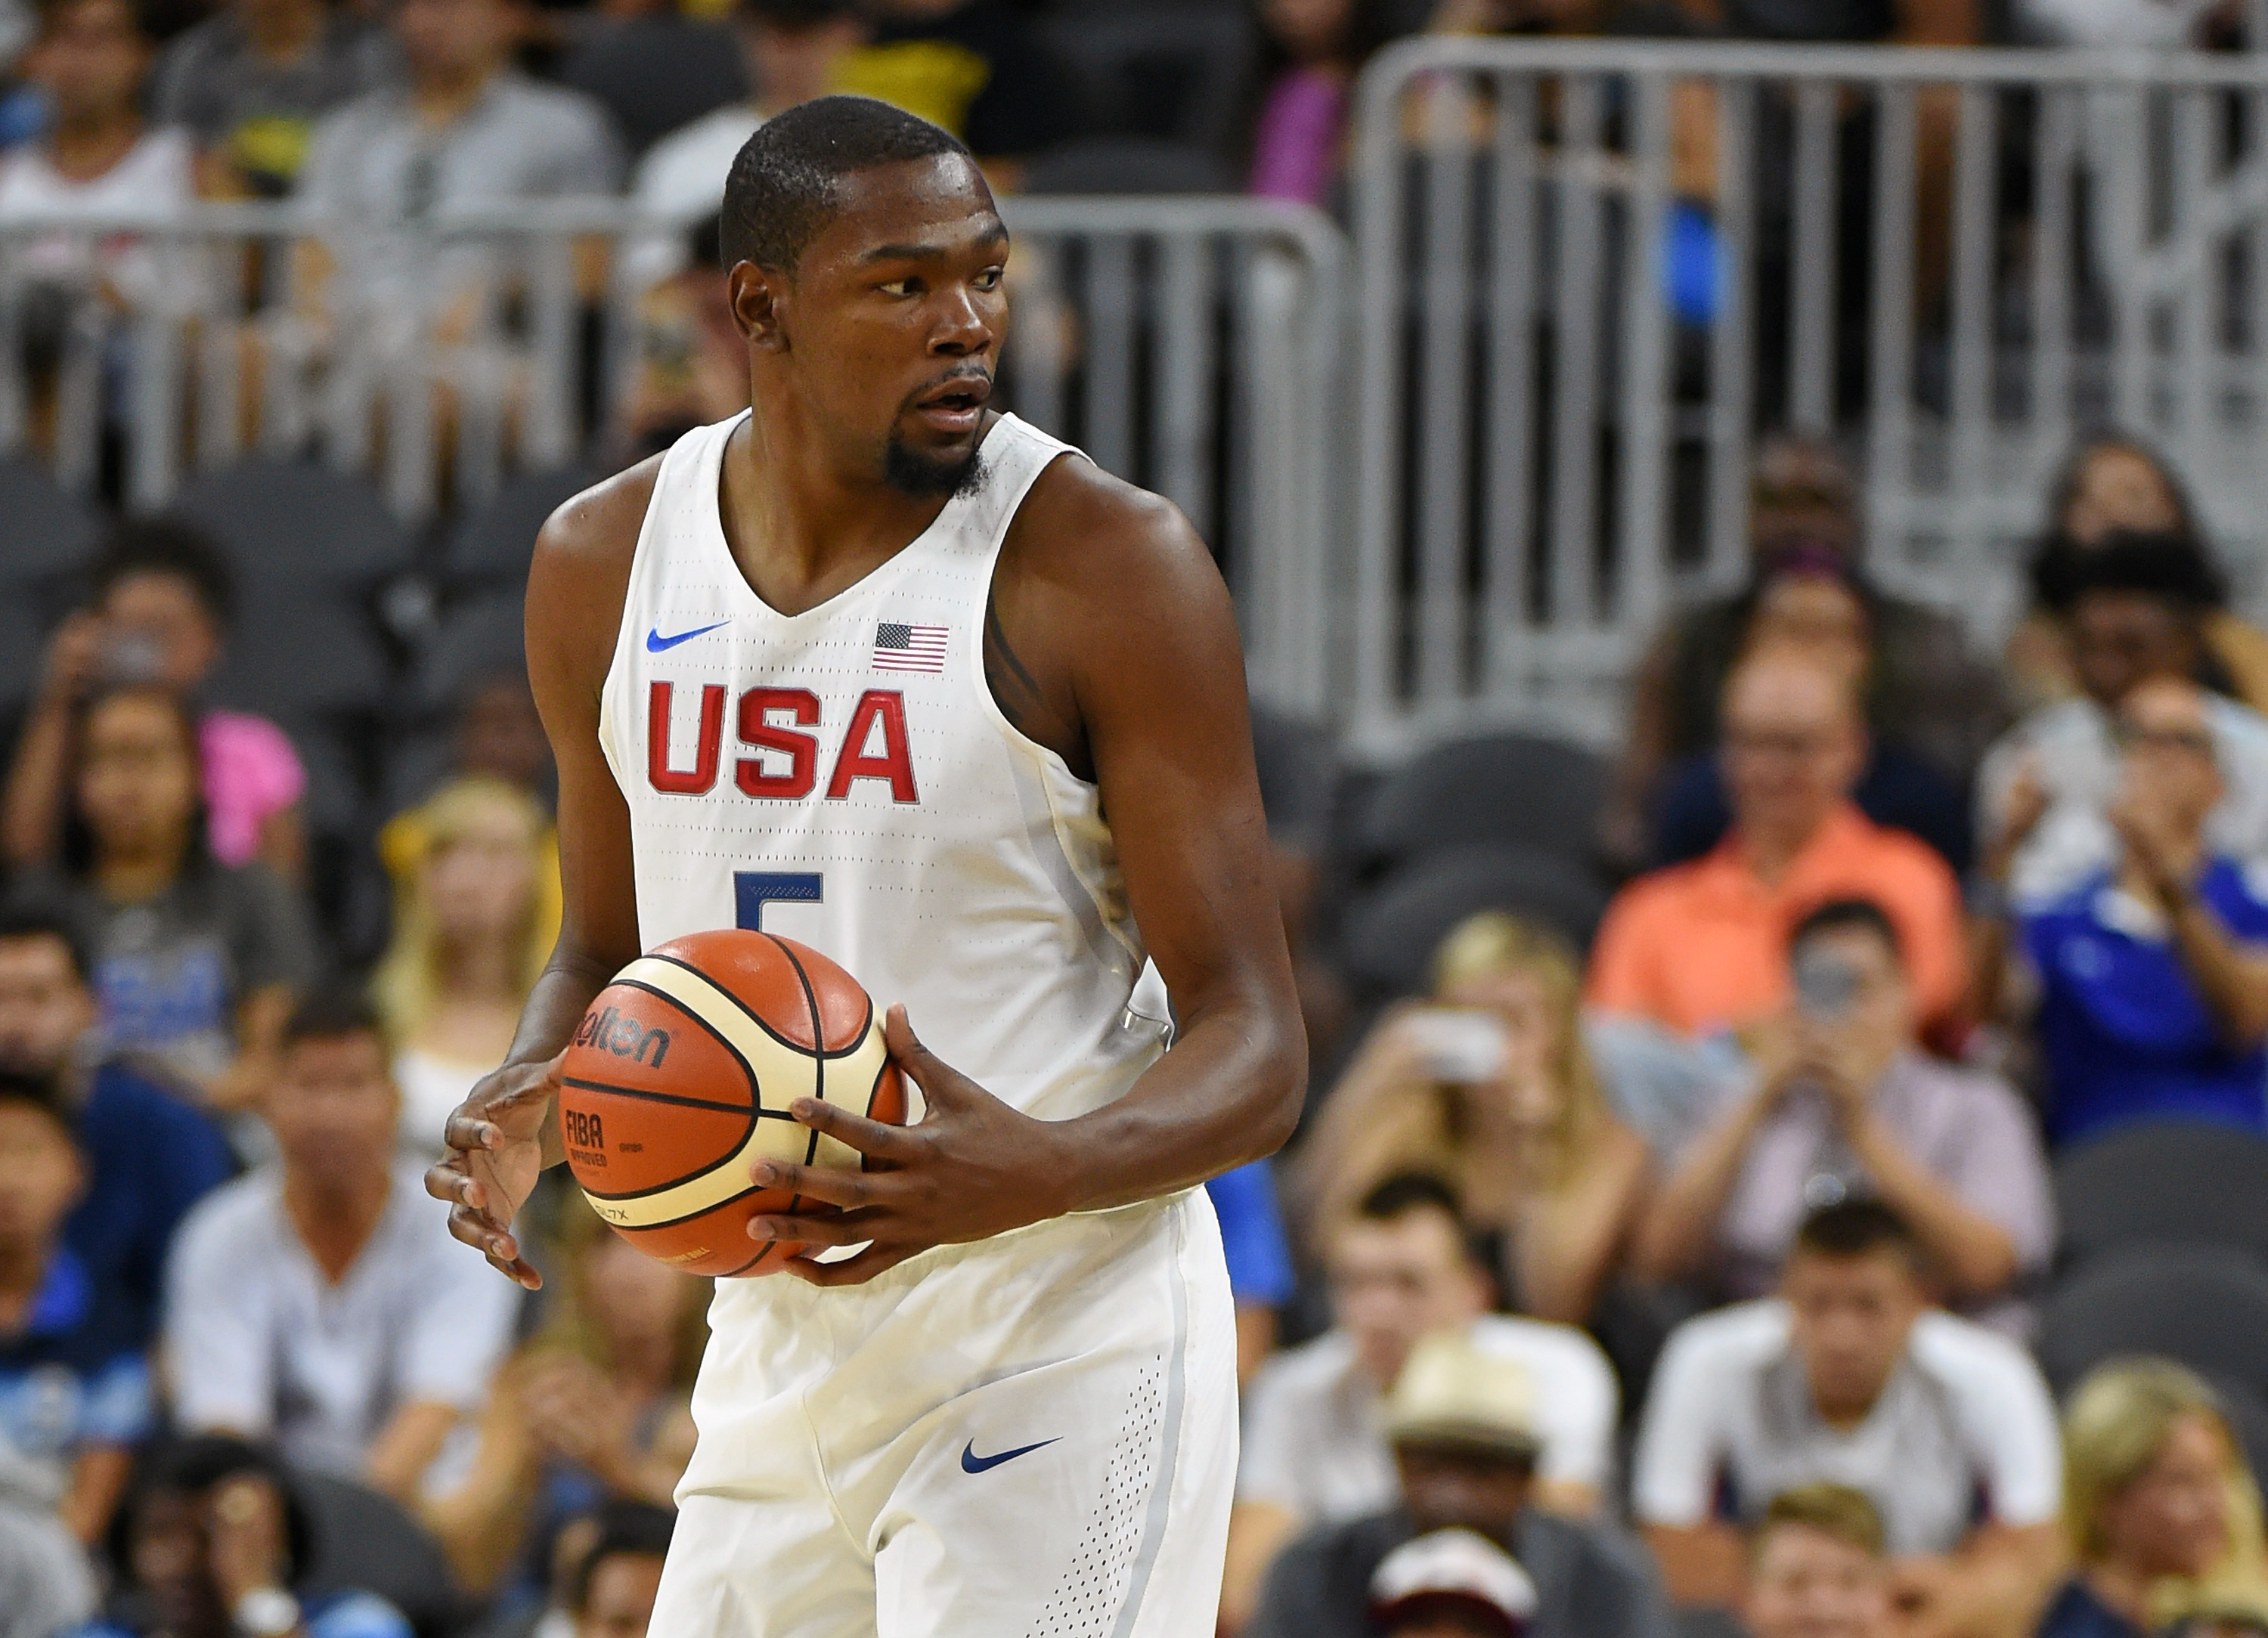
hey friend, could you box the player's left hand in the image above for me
[744,1004,1080,1285]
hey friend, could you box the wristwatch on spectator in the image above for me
[232,1587,301,1637]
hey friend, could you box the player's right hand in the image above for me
[426,1051,565,1290]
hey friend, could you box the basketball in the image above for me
[558,930,909,1277]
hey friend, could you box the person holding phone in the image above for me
[1288,911,1650,1329]
[1631,898,2051,1328]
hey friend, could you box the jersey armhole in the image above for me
[963,445,1095,791]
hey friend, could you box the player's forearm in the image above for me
[1045,994,1305,1216]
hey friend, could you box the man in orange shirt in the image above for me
[1586,645,1967,1036]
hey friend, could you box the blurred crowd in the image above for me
[5,2,2268,1638]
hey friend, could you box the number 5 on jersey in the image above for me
[736,871,824,932]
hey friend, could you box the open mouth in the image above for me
[912,375,991,431]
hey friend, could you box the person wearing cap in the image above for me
[1633,1200,2062,1637]
[1369,1528,1538,1638]
[1246,1331,1672,1638]
[1744,1484,1895,1638]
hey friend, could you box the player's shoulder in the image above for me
[532,451,666,575]
[1006,443,1216,596]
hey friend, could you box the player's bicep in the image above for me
[1075,509,1289,1016]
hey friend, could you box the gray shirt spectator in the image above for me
[1248,1507,1673,1638]
[152,5,398,196]
[0,1497,92,1638]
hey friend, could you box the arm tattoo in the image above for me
[984,594,1089,776]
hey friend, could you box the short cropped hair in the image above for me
[1356,1171,1466,1228]
[1791,1199,1919,1266]
[92,518,235,629]
[0,897,93,986]
[566,1501,678,1613]
[1754,1483,1886,1562]
[720,95,971,273]
[280,988,387,1054]
[1789,897,1901,960]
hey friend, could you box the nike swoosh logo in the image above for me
[960,1437,1059,1475]
[646,621,729,653]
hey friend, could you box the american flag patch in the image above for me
[872,621,949,673]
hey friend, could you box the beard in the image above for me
[883,432,987,500]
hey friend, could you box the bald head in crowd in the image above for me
[1721,645,1869,872]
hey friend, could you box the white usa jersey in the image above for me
[596,410,1170,1122]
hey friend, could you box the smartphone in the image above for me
[1792,948,1861,1021]
[1403,1008,1510,1084]
[101,630,166,685]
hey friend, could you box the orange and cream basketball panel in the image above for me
[558,929,905,1278]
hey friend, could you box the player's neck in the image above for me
[720,405,960,618]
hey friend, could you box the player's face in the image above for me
[0,934,98,1076]
[0,1101,82,1252]
[764,154,1009,497]
[1744,1524,1892,1638]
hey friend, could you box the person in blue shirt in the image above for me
[1995,676,2268,1145]
[76,1435,411,1638]
[0,900,234,1345]
[1205,1159,1297,1383]
[0,1068,152,1548]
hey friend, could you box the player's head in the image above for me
[0,1070,82,1259]
[266,989,400,1190]
[720,96,1002,499]
[0,899,98,1078]
[567,1501,677,1638]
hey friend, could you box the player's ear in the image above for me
[730,261,789,352]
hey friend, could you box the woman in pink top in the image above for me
[1247,0,1394,209]
[2,521,306,881]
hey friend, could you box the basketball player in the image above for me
[426,97,1306,1636]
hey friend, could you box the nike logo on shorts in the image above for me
[646,621,730,652]
[960,1438,1059,1474]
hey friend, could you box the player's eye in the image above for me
[973,268,1004,292]
[878,277,922,298]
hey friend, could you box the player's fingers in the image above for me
[787,1096,922,1161]
[442,1113,503,1156]
[749,1160,875,1209]
[447,1203,537,1285]
[777,1242,911,1287]
[744,1210,875,1246]
[881,1005,978,1110]
[424,1158,479,1208]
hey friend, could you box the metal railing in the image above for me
[1349,38,2268,751]
[0,194,1346,717]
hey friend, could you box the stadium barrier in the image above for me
[0,194,1345,718]
[1349,37,2268,751]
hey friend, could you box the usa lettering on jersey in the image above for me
[646,680,919,804]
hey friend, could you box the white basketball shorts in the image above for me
[649,1187,1238,1637]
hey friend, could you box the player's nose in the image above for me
[930,286,996,356]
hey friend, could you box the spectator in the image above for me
[0,1072,150,1547]
[831,0,1076,184]
[1587,645,1969,1039]
[0,1489,93,1638]
[1743,1484,1895,1638]
[618,213,748,459]
[5,521,308,882]
[1603,435,2006,874]
[0,0,196,328]
[1634,897,2052,1324]
[1643,554,1974,876]
[14,683,314,1117]
[1247,0,1393,212]
[151,0,398,197]
[370,778,556,1164]
[1365,1528,1538,1638]
[0,900,232,1348]
[79,1434,412,1638]
[420,1200,702,1596]
[296,0,623,325]
[1980,677,2268,1144]
[1225,1175,1619,1630]
[558,0,743,162]
[628,0,864,284]
[1246,1329,1673,1638]
[165,991,520,1500]
[1206,1159,1298,1385]
[1978,533,2268,910]
[1289,912,1648,1327]
[2039,1359,2268,1638]
[565,1501,674,1638]
[1632,1201,2062,1630]
[2012,437,2268,717]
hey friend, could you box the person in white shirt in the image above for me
[628,0,865,284]
[0,0,195,318]
[1223,1172,1619,1633]
[166,990,520,1503]
[1633,1199,2062,1636]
